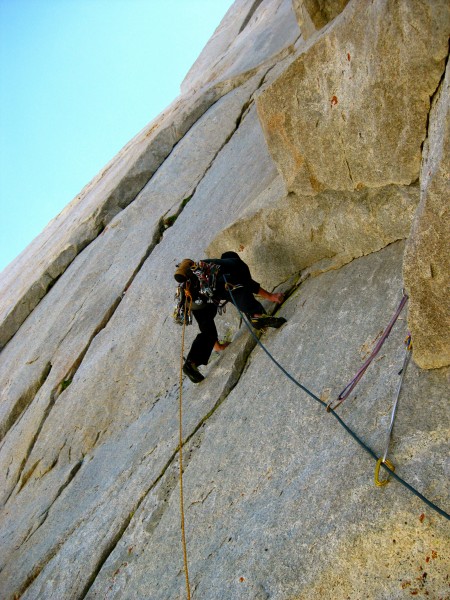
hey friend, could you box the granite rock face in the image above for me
[292,0,350,39]
[403,57,450,369]
[256,0,450,367]
[181,0,300,94]
[207,182,419,289]
[0,86,234,351]
[257,0,449,195]
[0,1,449,599]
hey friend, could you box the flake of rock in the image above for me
[257,0,450,195]
[404,57,450,368]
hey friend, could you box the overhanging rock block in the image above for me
[256,0,449,195]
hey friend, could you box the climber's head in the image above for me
[174,259,195,283]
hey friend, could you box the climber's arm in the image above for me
[257,287,284,304]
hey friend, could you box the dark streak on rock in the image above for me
[239,0,264,35]
[0,361,52,444]
[421,40,449,156]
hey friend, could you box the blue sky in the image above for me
[0,0,234,272]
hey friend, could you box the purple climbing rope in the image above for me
[328,293,408,411]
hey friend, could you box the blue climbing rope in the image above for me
[223,276,450,521]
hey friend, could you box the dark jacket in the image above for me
[204,253,260,300]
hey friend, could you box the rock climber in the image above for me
[174,251,286,383]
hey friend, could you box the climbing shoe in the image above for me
[183,360,205,383]
[251,315,287,330]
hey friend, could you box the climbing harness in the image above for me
[327,293,408,411]
[374,334,413,487]
[178,292,192,599]
[222,275,449,521]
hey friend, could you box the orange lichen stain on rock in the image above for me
[266,113,305,170]
[431,550,438,560]
[320,388,331,403]
[402,581,411,589]
[331,95,338,106]
[239,577,245,583]
[347,52,351,61]
[265,112,284,133]
[144,121,161,139]
[419,513,425,523]
[308,171,325,193]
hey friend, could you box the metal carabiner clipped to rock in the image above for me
[374,457,395,487]
[375,333,412,486]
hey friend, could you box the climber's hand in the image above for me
[214,341,231,352]
[270,292,284,304]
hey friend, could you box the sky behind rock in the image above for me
[0,0,233,272]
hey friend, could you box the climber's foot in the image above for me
[251,315,287,330]
[183,360,205,383]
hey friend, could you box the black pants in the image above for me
[186,287,264,366]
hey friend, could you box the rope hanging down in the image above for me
[178,292,192,600]
[223,276,450,521]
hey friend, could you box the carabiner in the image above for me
[374,457,395,487]
[326,397,343,412]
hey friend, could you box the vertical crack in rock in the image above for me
[239,0,264,34]
[78,462,172,599]
[5,385,59,504]
[0,361,52,444]
[6,297,123,502]
[3,210,175,501]
[22,459,83,545]
[0,85,240,353]
[179,69,271,197]
[421,42,450,154]
[338,129,354,186]
[0,462,85,598]
[158,83,267,232]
